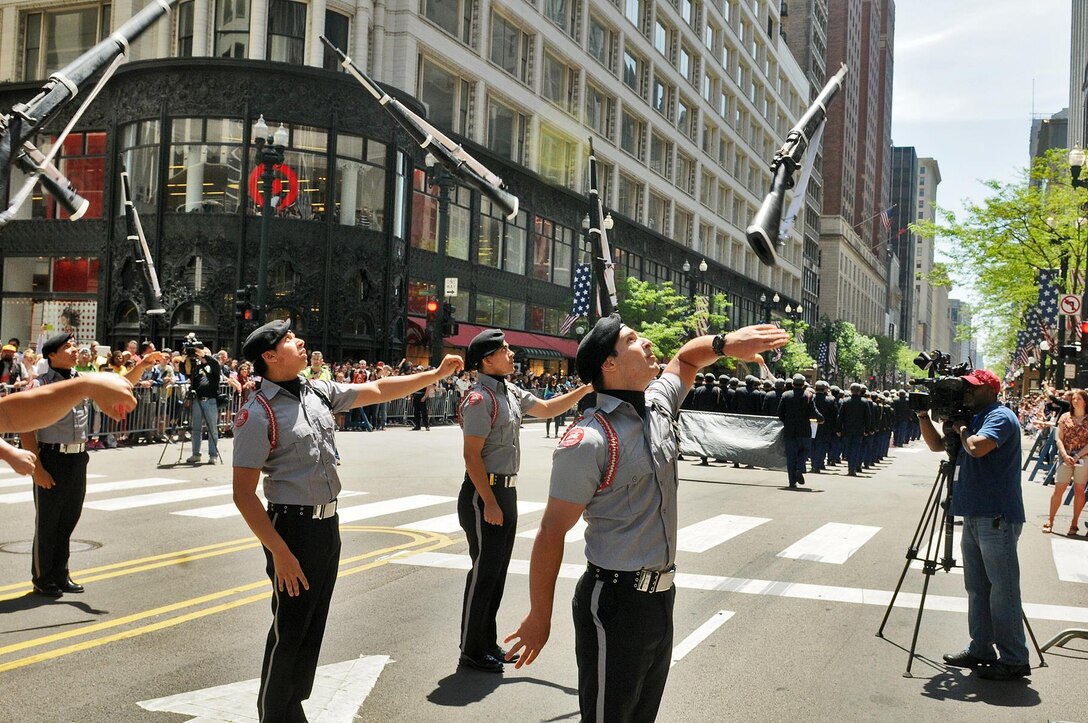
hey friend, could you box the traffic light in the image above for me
[235,286,256,323]
[425,297,439,325]
[441,302,458,337]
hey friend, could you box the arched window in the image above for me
[173,301,216,328]
[269,261,300,297]
[354,270,373,303]
[116,301,140,326]
[182,255,209,291]
[343,312,372,337]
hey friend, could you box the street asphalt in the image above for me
[0,419,1085,722]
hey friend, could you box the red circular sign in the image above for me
[248,163,299,209]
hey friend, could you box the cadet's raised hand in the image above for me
[724,324,790,362]
[436,354,465,378]
[272,548,310,597]
[85,373,138,422]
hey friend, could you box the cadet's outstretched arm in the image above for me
[666,325,789,390]
[526,384,594,418]
[0,374,136,432]
[350,355,464,407]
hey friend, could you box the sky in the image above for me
[890,0,1072,292]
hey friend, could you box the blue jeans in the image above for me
[961,516,1028,665]
[191,397,219,459]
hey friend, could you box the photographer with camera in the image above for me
[175,335,221,464]
[916,368,1030,681]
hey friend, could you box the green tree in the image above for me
[777,319,816,375]
[873,334,908,386]
[615,276,729,359]
[911,147,1088,366]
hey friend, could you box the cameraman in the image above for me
[177,344,221,464]
[916,369,1029,681]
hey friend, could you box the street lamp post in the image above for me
[425,152,456,367]
[252,115,288,324]
[759,291,779,324]
[1046,216,1070,388]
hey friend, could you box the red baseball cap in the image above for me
[962,369,1001,393]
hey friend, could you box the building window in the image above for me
[410,169,471,258]
[322,10,350,71]
[490,12,532,84]
[419,58,472,134]
[538,125,576,188]
[22,4,111,80]
[529,306,562,335]
[622,48,644,95]
[681,0,694,26]
[677,96,695,139]
[648,192,669,233]
[119,120,161,216]
[676,153,694,194]
[674,207,693,244]
[624,0,643,28]
[617,173,643,221]
[421,0,475,45]
[335,133,386,228]
[167,118,245,214]
[587,15,615,70]
[487,97,529,163]
[650,132,672,179]
[542,51,578,114]
[654,19,671,56]
[620,112,645,160]
[267,0,306,64]
[476,293,526,330]
[215,0,249,58]
[177,1,195,56]
[544,0,575,36]
[585,83,615,140]
[252,122,329,220]
[408,279,438,315]
[479,202,527,272]
[679,44,692,83]
[652,76,672,117]
[19,132,107,220]
[532,216,575,285]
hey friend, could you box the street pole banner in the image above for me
[678,411,786,470]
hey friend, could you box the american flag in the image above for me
[828,341,838,375]
[1037,268,1060,348]
[559,263,592,335]
[817,341,828,368]
[879,208,892,233]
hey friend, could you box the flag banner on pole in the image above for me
[828,341,838,374]
[817,341,828,369]
[879,208,892,232]
[678,411,786,470]
[559,263,592,335]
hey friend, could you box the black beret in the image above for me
[41,332,73,358]
[242,319,291,363]
[576,313,623,383]
[466,328,505,370]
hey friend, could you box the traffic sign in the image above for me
[445,277,459,297]
[1060,294,1082,316]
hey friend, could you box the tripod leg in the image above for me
[904,569,936,677]
[1022,612,1046,667]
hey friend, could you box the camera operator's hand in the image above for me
[951,420,968,436]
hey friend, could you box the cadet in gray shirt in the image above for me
[232,319,463,722]
[505,314,787,722]
[456,328,591,673]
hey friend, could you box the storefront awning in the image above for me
[406,317,578,359]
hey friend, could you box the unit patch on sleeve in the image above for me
[235,408,249,427]
[559,427,585,448]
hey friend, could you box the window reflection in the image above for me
[168,118,244,213]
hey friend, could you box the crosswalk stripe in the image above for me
[336,495,456,523]
[398,500,547,534]
[1052,538,1088,583]
[390,552,1088,623]
[84,485,234,511]
[517,518,587,543]
[777,522,882,564]
[677,514,771,553]
[173,490,369,519]
[0,474,105,490]
[0,477,186,505]
[671,610,735,667]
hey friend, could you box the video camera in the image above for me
[907,349,973,422]
[182,332,204,358]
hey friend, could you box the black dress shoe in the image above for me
[32,583,63,598]
[458,653,504,673]
[977,662,1030,680]
[59,578,84,594]
[797,475,805,486]
[492,646,519,663]
[942,649,995,670]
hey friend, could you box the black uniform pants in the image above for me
[457,476,517,657]
[572,571,675,722]
[32,447,88,588]
[412,397,430,430]
[258,511,341,723]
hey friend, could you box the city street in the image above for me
[0,422,1085,722]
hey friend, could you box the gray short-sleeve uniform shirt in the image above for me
[548,373,684,571]
[232,377,356,505]
[460,374,538,475]
[33,369,89,444]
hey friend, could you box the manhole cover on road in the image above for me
[0,539,101,555]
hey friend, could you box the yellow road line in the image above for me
[0,527,453,671]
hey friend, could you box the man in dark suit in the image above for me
[761,378,784,416]
[893,390,912,447]
[777,374,822,488]
[811,380,837,472]
[692,374,722,466]
[838,383,872,476]
[732,375,756,415]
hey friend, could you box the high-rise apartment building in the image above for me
[913,156,939,350]
[890,146,917,343]
[815,0,894,335]
[1071,0,1087,150]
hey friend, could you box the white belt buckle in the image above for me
[312,500,337,519]
[507,475,518,488]
[60,443,85,454]
[635,567,675,593]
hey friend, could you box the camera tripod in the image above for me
[876,420,1046,676]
